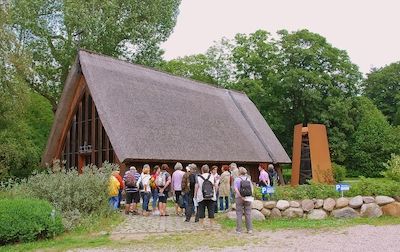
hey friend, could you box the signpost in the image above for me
[261,186,275,195]
[335,183,350,197]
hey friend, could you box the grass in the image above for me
[0,213,124,252]
[218,216,400,231]
[2,211,400,252]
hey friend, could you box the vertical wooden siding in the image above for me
[60,85,115,170]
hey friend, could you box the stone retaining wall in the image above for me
[226,196,400,220]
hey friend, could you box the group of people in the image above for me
[108,162,278,234]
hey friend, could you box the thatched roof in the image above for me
[43,50,291,165]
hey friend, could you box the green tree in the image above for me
[363,62,400,125]
[162,29,363,165]
[160,37,236,87]
[9,0,181,111]
[346,97,398,177]
[159,54,217,84]
[0,6,54,180]
[227,30,362,160]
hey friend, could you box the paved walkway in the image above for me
[112,208,221,236]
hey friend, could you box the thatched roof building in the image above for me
[42,50,290,179]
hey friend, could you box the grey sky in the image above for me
[162,0,400,74]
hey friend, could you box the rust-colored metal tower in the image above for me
[291,124,334,186]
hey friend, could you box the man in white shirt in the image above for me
[195,164,217,227]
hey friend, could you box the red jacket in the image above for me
[114,173,124,190]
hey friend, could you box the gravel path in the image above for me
[216,224,400,252]
[78,224,400,252]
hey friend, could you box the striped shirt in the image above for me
[123,171,140,193]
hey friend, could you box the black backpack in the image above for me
[199,174,214,200]
[239,177,252,197]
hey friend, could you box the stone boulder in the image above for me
[251,209,266,221]
[394,196,400,202]
[336,197,349,209]
[375,196,395,206]
[308,209,328,220]
[331,207,359,218]
[349,195,363,208]
[360,203,382,218]
[282,207,304,218]
[270,208,282,218]
[226,211,237,220]
[276,200,290,210]
[261,208,271,217]
[290,201,301,208]
[263,201,276,209]
[314,199,324,209]
[381,202,400,217]
[252,200,264,211]
[323,198,336,211]
[362,196,375,204]
[301,199,314,212]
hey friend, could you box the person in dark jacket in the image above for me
[184,164,199,222]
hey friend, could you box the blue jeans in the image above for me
[183,193,188,209]
[109,196,119,209]
[141,192,151,211]
[214,192,219,213]
[219,196,229,210]
[151,188,159,210]
[117,189,122,208]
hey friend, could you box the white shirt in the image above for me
[196,173,216,202]
[137,173,151,193]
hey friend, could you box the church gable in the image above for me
[59,78,116,170]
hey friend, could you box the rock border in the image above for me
[225,196,400,220]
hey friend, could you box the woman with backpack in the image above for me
[137,164,152,216]
[157,164,171,216]
[123,166,141,215]
[150,165,160,213]
[234,167,253,234]
[195,164,217,228]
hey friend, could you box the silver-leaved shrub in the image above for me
[12,161,119,230]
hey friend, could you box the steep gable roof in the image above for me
[43,50,291,165]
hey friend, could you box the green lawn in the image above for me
[0,213,124,252]
[218,216,400,231]
[2,209,400,252]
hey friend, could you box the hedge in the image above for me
[0,198,63,245]
[254,178,400,200]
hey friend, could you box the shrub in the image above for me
[11,162,118,230]
[254,182,338,200]
[254,177,400,200]
[382,154,400,182]
[0,198,63,244]
[348,177,400,197]
[332,163,347,182]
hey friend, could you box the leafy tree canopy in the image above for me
[162,29,363,163]
[363,62,400,125]
[8,0,181,111]
[0,6,54,180]
[346,97,399,177]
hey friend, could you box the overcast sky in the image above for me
[162,0,400,74]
